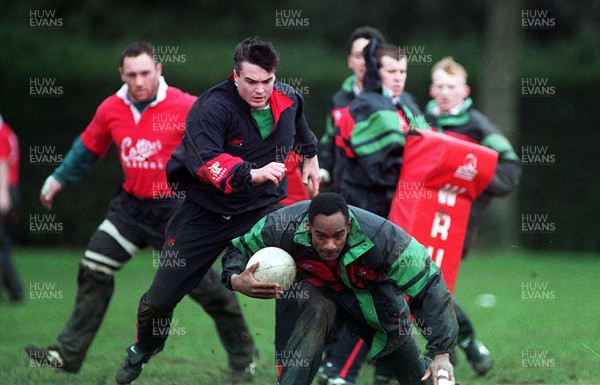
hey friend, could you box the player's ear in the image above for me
[156,62,163,76]
[346,217,352,232]
[463,84,471,98]
[305,220,311,232]
[118,67,125,82]
[429,84,436,98]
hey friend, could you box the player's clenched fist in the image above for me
[250,161,286,185]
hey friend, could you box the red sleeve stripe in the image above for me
[196,153,244,193]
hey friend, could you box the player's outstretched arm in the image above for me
[39,136,100,210]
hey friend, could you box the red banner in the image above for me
[389,130,498,292]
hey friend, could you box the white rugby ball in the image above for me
[246,247,296,290]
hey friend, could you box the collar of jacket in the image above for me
[116,76,168,124]
[426,97,473,128]
[340,74,356,93]
[117,76,168,106]
[292,209,374,264]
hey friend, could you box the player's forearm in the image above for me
[52,136,100,185]
[0,161,10,211]
[221,246,250,290]
[411,273,458,356]
[0,160,9,194]
[487,160,522,196]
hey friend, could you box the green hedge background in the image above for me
[1,1,598,251]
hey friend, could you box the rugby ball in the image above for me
[246,247,296,290]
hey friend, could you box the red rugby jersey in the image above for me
[80,77,196,198]
[0,118,20,188]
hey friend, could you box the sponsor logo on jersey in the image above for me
[121,137,164,169]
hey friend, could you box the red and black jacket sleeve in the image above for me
[173,98,252,194]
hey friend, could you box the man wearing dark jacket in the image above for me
[115,37,320,385]
[318,26,385,191]
[222,193,458,385]
[331,41,422,218]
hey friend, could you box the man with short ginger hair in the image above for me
[425,56,521,376]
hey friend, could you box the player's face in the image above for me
[307,213,351,262]
[429,69,470,114]
[347,38,370,82]
[378,55,407,98]
[119,53,162,103]
[234,62,275,110]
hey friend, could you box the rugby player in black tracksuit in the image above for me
[115,38,319,385]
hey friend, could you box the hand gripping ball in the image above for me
[246,247,297,290]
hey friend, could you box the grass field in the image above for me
[1,247,599,385]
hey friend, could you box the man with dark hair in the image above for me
[115,37,320,384]
[25,41,259,383]
[318,26,386,191]
[118,41,155,66]
[332,40,424,219]
[222,193,458,385]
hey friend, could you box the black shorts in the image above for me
[83,189,181,274]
